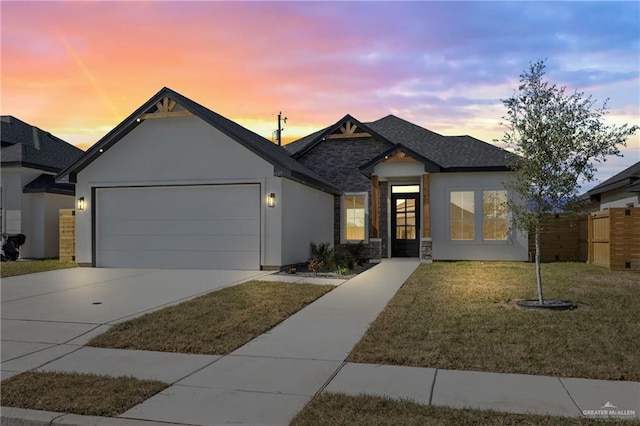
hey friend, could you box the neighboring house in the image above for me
[1,115,83,258]
[585,161,640,210]
[57,87,528,270]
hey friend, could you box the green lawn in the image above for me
[291,393,636,426]
[1,259,77,278]
[0,372,168,417]
[348,262,640,381]
[89,280,334,354]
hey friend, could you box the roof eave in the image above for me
[442,166,513,173]
[287,170,341,195]
[2,161,61,174]
[23,186,75,196]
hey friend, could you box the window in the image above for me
[392,185,420,193]
[450,191,474,240]
[342,193,367,242]
[483,190,508,240]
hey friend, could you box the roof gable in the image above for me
[359,144,442,176]
[56,87,339,194]
[290,114,395,159]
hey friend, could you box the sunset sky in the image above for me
[2,1,638,189]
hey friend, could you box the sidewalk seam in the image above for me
[50,412,66,425]
[428,368,438,405]
[168,356,224,385]
[557,377,585,417]
[314,361,348,396]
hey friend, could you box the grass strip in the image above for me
[89,280,334,355]
[0,372,167,417]
[291,393,635,426]
[1,259,77,278]
[348,262,640,381]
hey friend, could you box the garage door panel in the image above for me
[99,219,260,237]
[96,185,260,270]
[102,187,254,219]
[99,234,260,252]
[98,249,259,270]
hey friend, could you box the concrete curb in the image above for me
[0,407,186,426]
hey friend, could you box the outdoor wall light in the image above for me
[267,193,276,208]
[77,197,85,211]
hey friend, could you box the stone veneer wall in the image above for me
[299,137,390,262]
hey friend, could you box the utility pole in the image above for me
[276,112,287,146]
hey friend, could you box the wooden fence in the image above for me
[529,214,588,263]
[59,209,75,262]
[588,207,640,270]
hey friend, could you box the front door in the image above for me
[391,192,420,257]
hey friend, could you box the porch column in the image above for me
[372,174,379,238]
[421,173,433,263]
[422,174,430,238]
[370,174,382,263]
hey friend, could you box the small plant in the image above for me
[334,265,349,276]
[307,260,325,277]
[286,267,297,274]
[344,241,366,268]
[310,242,334,268]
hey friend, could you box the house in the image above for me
[285,113,527,262]
[585,161,640,210]
[1,115,84,258]
[57,87,528,270]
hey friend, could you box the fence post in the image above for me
[587,213,593,265]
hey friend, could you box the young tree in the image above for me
[500,59,638,305]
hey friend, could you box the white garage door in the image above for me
[96,185,260,270]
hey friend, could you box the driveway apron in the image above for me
[1,267,269,379]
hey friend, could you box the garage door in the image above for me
[96,185,260,270]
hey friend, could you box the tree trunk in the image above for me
[535,226,544,304]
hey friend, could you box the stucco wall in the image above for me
[20,192,72,258]
[1,167,44,234]
[74,115,280,266]
[430,172,528,261]
[600,187,639,209]
[280,178,334,266]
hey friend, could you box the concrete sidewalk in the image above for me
[119,258,421,425]
[2,259,639,425]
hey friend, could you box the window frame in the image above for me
[341,192,369,244]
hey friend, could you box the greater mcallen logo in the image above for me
[583,402,636,418]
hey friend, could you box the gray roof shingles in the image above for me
[366,115,516,169]
[587,161,640,196]
[1,115,84,172]
[285,114,516,170]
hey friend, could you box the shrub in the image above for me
[310,242,334,270]
[307,259,325,276]
[344,241,366,268]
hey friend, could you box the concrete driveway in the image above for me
[1,267,268,380]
